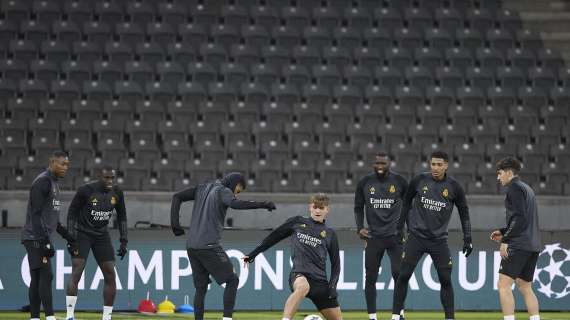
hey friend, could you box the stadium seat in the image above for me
[528,67,557,90]
[334,26,361,48]
[445,47,474,74]
[374,7,403,30]
[354,46,383,72]
[435,66,463,92]
[470,123,500,145]
[435,8,463,34]
[62,60,92,83]
[507,48,536,69]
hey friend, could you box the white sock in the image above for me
[391,315,400,320]
[46,316,57,320]
[222,318,232,320]
[368,313,377,320]
[66,295,77,318]
[282,318,290,320]
[504,315,515,320]
[401,309,405,317]
[102,305,113,320]
[529,316,540,320]
[31,318,40,320]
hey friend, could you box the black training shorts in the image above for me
[289,272,339,311]
[75,231,115,263]
[187,246,236,288]
[401,233,453,270]
[499,248,539,282]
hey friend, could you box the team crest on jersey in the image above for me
[442,188,449,198]
[369,187,375,194]
[42,257,48,264]
[111,196,117,205]
[389,185,396,193]
[320,230,327,238]
[422,185,429,193]
[91,197,98,205]
[300,223,307,228]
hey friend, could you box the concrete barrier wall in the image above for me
[1,191,569,231]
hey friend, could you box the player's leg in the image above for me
[38,260,55,319]
[93,233,117,320]
[516,278,540,319]
[66,258,86,319]
[283,273,310,320]
[29,268,41,320]
[66,231,91,319]
[430,241,454,320]
[391,234,424,320]
[386,236,405,319]
[320,307,342,320]
[498,274,516,318]
[24,241,43,320]
[206,246,239,320]
[364,239,383,319]
[187,249,211,320]
[515,251,540,320]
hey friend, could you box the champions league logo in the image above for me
[534,243,570,299]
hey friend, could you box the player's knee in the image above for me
[515,279,532,293]
[438,268,452,287]
[398,263,414,281]
[225,274,239,289]
[364,271,379,285]
[497,276,513,291]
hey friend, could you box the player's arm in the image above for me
[244,216,299,262]
[452,180,473,256]
[220,188,276,211]
[501,184,528,242]
[397,174,420,235]
[115,188,128,243]
[170,187,196,236]
[453,180,472,242]
[353,178,367,236]
[30,178,52,240]
[327,230,341,298]
[66,185,89,240]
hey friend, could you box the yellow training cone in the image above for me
[157,295,176,314]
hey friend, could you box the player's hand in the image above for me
[41,240,55,258]
[172,226,185,236]
[242,255,254,267]
[328,287,338,299]
[490,230,503,243]
[500,243,509,260]
[262,201,276,211]
[67,241,79,257]
[116,240,128,260]
[462,240,473,257]
[358,228,371,239]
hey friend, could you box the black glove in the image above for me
[328,287,338,299]
[41,239,55,258]
[462,240,473,257]
[262,201,276,211]
[67,241,80,257]
[116,240,128,260]
[243,255,255,263]
[172,226,185,236]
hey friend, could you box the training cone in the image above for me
[137,291,156,314]
[157,295,176,314]
[176,295,194,314]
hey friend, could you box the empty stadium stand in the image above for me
[0,0,568,194]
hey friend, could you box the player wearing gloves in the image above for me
[21,151,71,320]
[243,193,342,320]
[391,151,473,320]
[170,172,276,320]
[65,165,128,320]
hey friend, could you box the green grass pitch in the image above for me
[2,311,570,319]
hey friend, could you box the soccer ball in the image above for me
[534,243,570,299]
[303,315,323,320]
